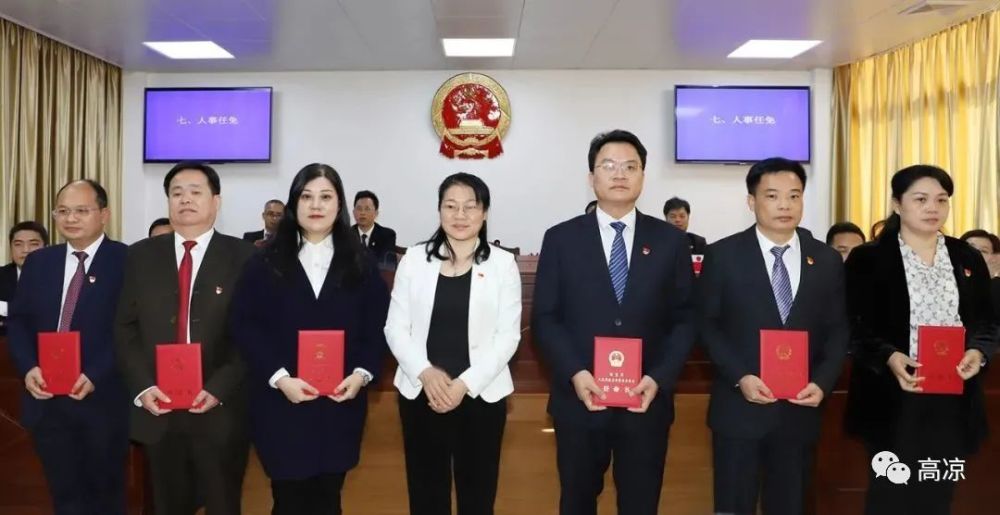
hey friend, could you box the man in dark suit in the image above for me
[663,196,708,255]
[8,180,129,515]
[533,130,696,515]
[242,199,284,245]
[698,158,850,515]
[351,190,397,267]
[116,162,254,515]
[1,221,48,334]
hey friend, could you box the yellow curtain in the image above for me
[832,9,1000,238]
[0,18,121,261]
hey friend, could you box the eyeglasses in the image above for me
[595,160,641,175]
[442,203,483,216]
[52,206,101,218]
[354,206,376,213]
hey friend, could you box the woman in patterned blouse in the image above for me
[843,165,999,515]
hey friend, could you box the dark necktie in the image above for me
[58,251,88,332]
[361,234,368,248]
[609,221,628,304]
[770,246,793,324]
[176,240,197,343]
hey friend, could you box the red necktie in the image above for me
[176,241,197,343]
[58,251,88,332]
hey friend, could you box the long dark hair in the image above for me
[424,173,492,264]
[879,164,954,239]
[265,163,365,287]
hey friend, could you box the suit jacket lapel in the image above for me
[43,244,68,329]
[74,237,110,318]
[743,226,785,327]
[786,229,814,326]
[581,213,620,306]
[622,213,651,309]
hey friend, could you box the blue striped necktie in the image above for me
[770,245,793,324]
[609,221,628,304]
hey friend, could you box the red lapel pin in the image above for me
[215,286,223,295]
[806,256,815,265]
[88,276,96,283]
[964,268,972,277]
[641,245,651,255]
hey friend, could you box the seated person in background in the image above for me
[960,229,1000,319]
[663,196,707,254]
[585,199,597,214]
[243,199,285,246]
[1,221,49,333]
[352,190,397,267]
[147,217,173,238]
[825,221,866,261]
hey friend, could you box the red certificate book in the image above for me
[156,344,203,409]
[760,330,809,400]
[593,337,642,408]
[917,326,965,395]
[692,254,704,277]
[38,332,81,395]
[298,330,345,396]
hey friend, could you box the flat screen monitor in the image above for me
[144,87,273,163]
[674,85,810,163]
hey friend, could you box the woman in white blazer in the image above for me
[385,172,521,515]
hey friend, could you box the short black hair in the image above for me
[588,130,647,172]
[9,220,48,245]
[148,217,171,237]
[960,229,1000,254]
[825,222,866,245]
[163,161,221,196]
[56,179,109,209]
[746,157,807,194]
[663,197,691,216]
[264,199,284,209]
[354,190,380,210]
[585,200,598,214]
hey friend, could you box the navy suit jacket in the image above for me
[7,238,129,427]
[229,251,389,480]
[697,226,849,441]
[532,211,696,425]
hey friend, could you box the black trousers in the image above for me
[145,427,250,515]
[553,407,670,515]
[398,392,507,515]
[31,402,129,515]
[864,394,964,515]
[712,431,816,515]
[271,473,346,515]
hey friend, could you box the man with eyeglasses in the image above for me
[7,179,130,515]
[533,129,696,515]
[1,221,49,335]
[243,199,284,247]
[351,190,397,268]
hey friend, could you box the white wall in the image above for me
[122,69,833,252]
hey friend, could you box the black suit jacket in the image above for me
[698,226,849,441]
[687,232,708,255]
[242,230,265,243]
[0,262,17,334]
[844,233,999,453]
[533,211,696,425]
[352,223,397,266]
[115,232,255,444]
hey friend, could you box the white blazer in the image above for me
[384,244,522,402]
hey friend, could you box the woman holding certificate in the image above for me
[230,163,389,515]
[844,165,998,515]
[384,172,521,515]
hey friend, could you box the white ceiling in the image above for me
[0,0,996,72]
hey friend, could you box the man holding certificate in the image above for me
[8,180,129,515]
[116,162,254,515]
[697,158,849,515]
[534,130,696,515]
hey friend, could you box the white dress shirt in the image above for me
[57,235,105,329]
[755,227,801,299]
[0,267,16,317]
[595,206,637,267]
[357,225,374,247]
[134,229,215,406]
[267,234,372,389]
